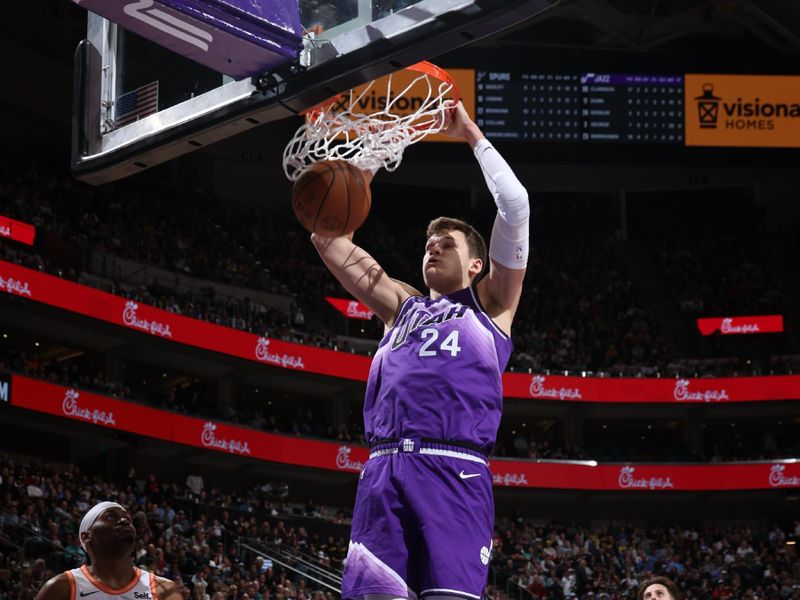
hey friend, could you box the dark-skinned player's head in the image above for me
[423,217,487,293]
[79,502,136,561]
[637,576,680,600]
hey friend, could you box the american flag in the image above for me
[114,81,159,127]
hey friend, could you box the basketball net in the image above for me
[282,62,458,180]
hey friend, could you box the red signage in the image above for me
[325,296,375,320]
[10,374,799,491]
[1,260,798,404]
[488,460,800,491]
[0,215,36,246]
[11,374,368,475]
[697,315,784,335]
[0,260,370,382]
[501,373,800,403]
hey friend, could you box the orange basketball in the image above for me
[291,160,372,236]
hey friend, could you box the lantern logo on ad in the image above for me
[618,466,673,490]
[336,446,364,472]
[254,338,306,369]
[62,389,116,426]
[123,0,213,52]
[695,83,721,129]
[768,464,800,488]
[200,422,251,455]
[492,472,529,487]
[529,376,583,401]
[673,379,729,403]
[122,301,173,338]
[0,275,31,297]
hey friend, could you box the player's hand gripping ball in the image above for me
[291,160,372,236]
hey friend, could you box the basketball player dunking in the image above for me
[36,502,182,600]
[312,102,529,600]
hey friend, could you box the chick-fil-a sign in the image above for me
[1,260,799,403]
[9,374,800,491]
[325,296,375,320]
[697,315,784,336]
[0,215,36,245]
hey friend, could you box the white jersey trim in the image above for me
[421,588,481,599]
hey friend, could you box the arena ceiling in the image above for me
[493,0,800,54]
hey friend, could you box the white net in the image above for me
[283,67,455,181]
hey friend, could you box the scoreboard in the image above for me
[475,71,684,144]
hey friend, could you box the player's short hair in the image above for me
[637,576,681,600]
[426,217,487,266]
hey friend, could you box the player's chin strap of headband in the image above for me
[473,139,529,270]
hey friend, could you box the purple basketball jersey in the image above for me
[364,285,513,454]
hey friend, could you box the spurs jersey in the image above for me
[364,285,513,454]
[66,566,158,600]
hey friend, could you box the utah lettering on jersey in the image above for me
[391,303,468,350]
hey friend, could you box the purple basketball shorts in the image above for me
[342,440,494,600]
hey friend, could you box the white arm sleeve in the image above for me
[473,138,530,270]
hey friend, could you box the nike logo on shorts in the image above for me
[459,470,480,480]
[80,592,99,597]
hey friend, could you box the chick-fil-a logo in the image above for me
[336,446,364,472]
[618,466,674,490]
[529,375,583,401]
[769,464,800,488]
[0,275,32,297]
[347,301,374,320]
[254,337,306,369]
[673,379,729,403]
[200,422,251,455]
[493,472,529,487]
[122,301,173,338]
[721,318,759,334]
[61,389,116,426]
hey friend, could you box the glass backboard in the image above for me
[72,0,558,184]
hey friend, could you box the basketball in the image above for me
[291,160,372,236]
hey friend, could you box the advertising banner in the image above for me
[697,315,784,336]
[0,215,36,245]
[325,297,375,320]
[685,74,800,147]
[10,374,798,491]
[2,260,798,403]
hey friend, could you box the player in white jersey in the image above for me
[36,502,181,600]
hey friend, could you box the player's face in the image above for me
[85,507,136,553]
[642,584,673,600]
[422,230,480,292]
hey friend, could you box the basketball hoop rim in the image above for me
[300,60,460,128]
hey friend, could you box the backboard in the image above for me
[72,0,558,184]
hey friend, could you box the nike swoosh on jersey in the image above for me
[80,593,99,597]
[459,470,481,480]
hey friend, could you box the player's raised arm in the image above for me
[311,232,420,328]
[442,102,529,335]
